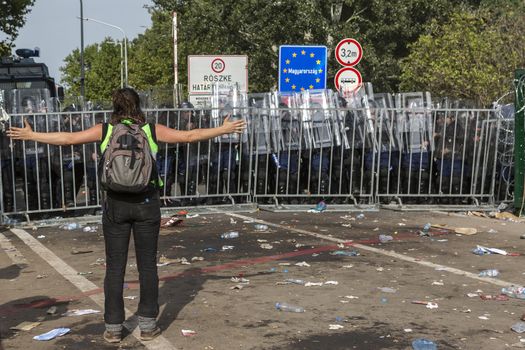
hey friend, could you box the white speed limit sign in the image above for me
[335,38,363,67]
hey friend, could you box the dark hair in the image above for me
[110,88,145,125]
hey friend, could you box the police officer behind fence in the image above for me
[274,104,301,203]
[0,118,14,213]
[176,101,200,205]
[50,106,85,208]
[17,96,51,210]
[153,107,178,205]
[434,112,466,203]
[7,87,245,343]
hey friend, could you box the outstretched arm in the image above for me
[156,116,245,143]
[7,119,102,145]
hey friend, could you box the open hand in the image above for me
[222,116,246,134]
[6,119,33,140]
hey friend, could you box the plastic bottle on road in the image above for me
[4,218,20,225]
[420,223,431,236]
[411,338,437,350]
[511,322,525,333]
[502,286,525,299]
[479,269,499,277]
[315,201,327,212]
[378,234,393,243]
[221,231,239,239]
[61,222,82,230]
[285,279,306,285]
[275,302,305,313]
[254,224,268,231]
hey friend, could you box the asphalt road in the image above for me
[1,208,525,349]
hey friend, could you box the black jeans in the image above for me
[102,192,161,325]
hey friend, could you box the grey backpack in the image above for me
[99,122,157,193]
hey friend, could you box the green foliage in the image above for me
[147,0,483,94]
[156,1,328,93]
[129,10,174,91]
[60,38,122,105]
[61,0,518,104]
[0,0,35,57]
[400,7,525,106]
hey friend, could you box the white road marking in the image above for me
[0,231,28,266]
[9,228,177,350]
[225,212,516,288]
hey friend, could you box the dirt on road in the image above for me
[1,209,525,349]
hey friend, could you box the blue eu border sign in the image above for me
[279,45,327,92]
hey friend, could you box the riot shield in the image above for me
[373,93,399,152]
[340,86,375,151]
[270,92,302,152]
[297,89,333,149]
[374,93,394,109]
[332,92,350,150]
[344,83,377,150]
[396,92,434,153]
[366,101,396,153]
[210,83,248,143]
[247,93,272,155]
[0,90,9,130]
[6,88,54,114]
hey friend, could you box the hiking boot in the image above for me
[140,327,161,341]
[103,330,121,343]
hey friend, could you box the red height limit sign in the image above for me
[334,38,363,94]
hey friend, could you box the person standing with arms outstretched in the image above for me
[7,88,246,343]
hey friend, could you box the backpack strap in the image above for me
[100,123,113,153]
[147,122,157,142]
[140,122,163,188]
[140,123,158,154]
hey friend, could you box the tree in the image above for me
[399,5,525,106]
[0,0,35,57]
[146,0,482,94]
[129,10,174,92]
[59,0,491,102]
[60,38,122,106]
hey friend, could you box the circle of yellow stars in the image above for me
[283,49,323,91]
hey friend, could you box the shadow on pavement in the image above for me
[52,321,145,350]
[156,267,265,332]
[264,326,456,350]
[0,296,71,347]
[0,264,26,280]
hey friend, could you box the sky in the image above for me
[13,0,153,84]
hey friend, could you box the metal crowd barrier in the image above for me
[0,110,109,220]
[372,108,500,209]
[0,106,511,222]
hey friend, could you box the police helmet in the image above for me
[63,104,77,112]
[179,101,194,110]
[21,96,36,112]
